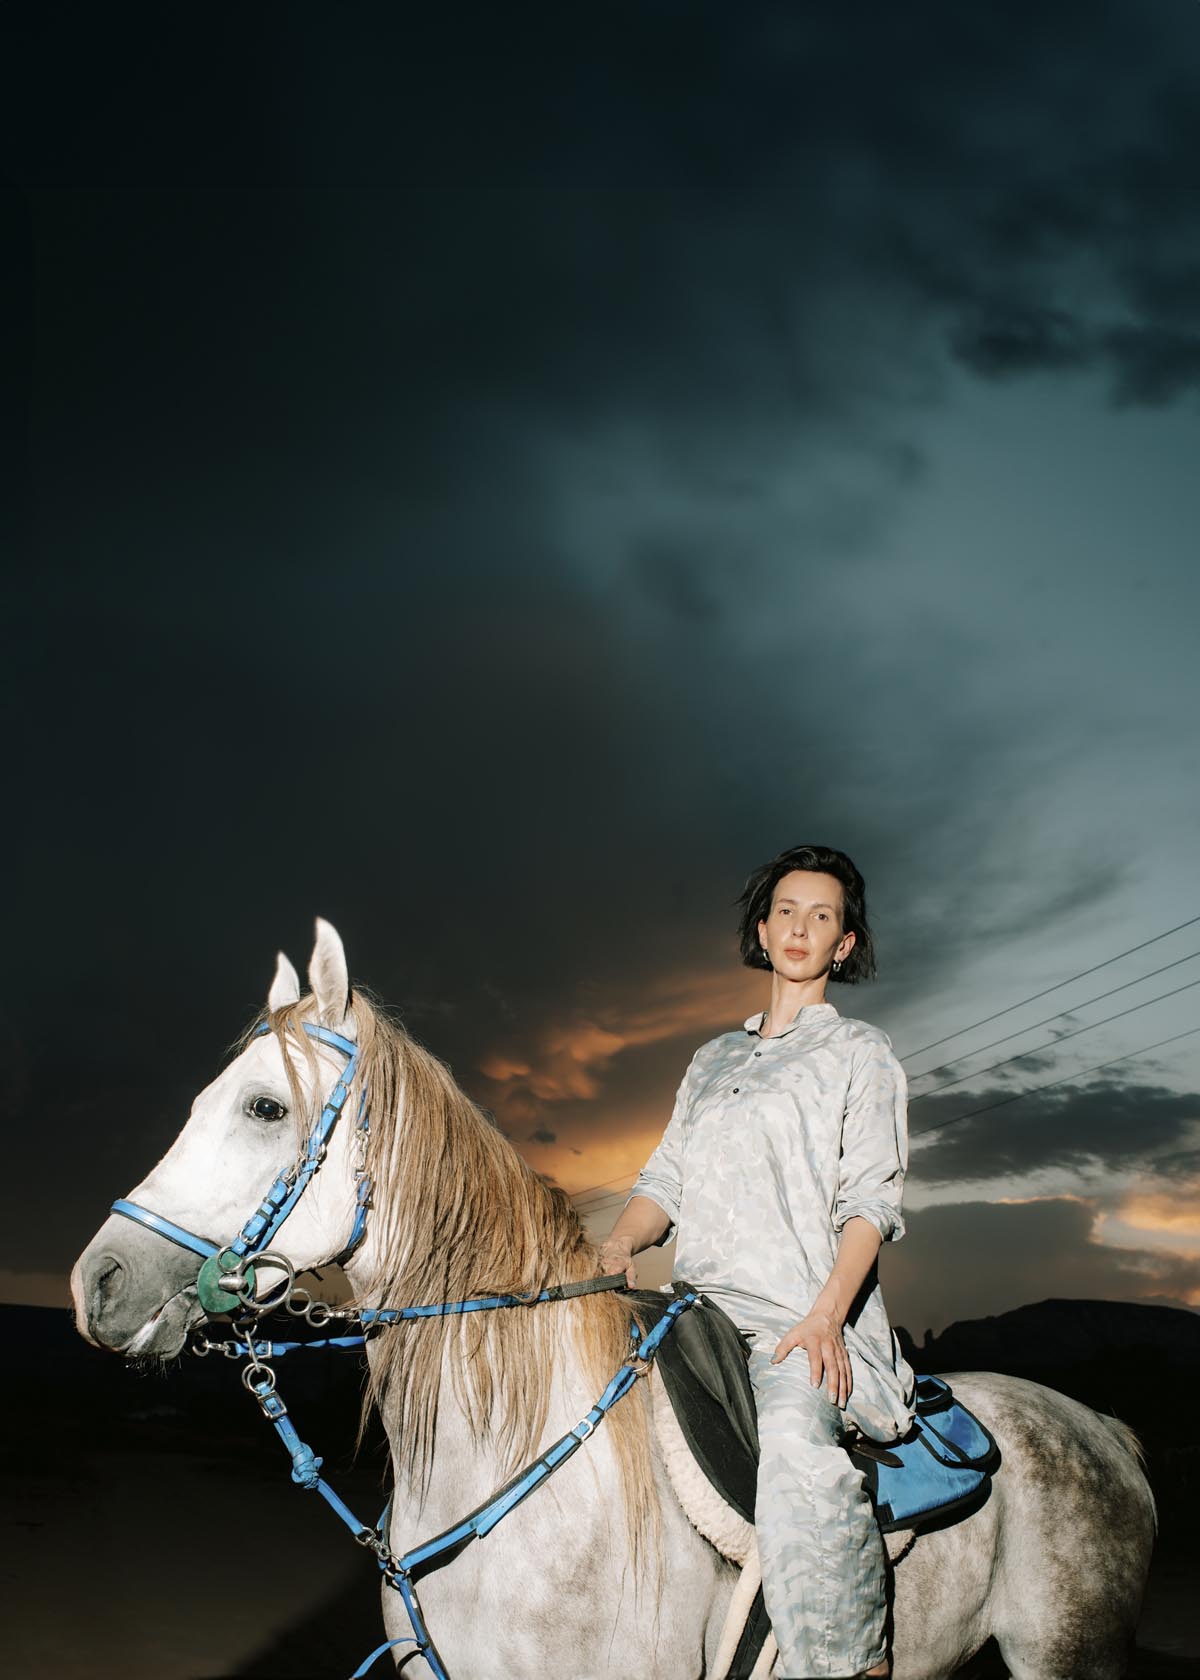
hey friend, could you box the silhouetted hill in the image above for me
[894,1297,1200,1524]
[897,1296,1200,1374]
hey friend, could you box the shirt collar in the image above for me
[744,1003,839,1039]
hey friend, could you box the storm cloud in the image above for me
[909,1077,1200,1184]
[4,5,1199,1311]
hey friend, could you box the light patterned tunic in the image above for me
[630,1001,916,1441]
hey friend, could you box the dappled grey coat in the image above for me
[630,1001,917,1440]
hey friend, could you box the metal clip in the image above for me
[241,1360,277,1397]
[355,1528,396,1569]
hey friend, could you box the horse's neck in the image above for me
[366,1304,593,1534]
[341,1235,384,1306]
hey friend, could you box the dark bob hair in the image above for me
[735,843,877,984]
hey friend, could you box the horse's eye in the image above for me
[249,1096,287,1123]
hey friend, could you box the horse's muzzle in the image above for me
[72,1217,202,1355]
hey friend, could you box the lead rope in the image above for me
[230,1288,698,1679]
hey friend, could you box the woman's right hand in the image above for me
[598,1238,639,1288]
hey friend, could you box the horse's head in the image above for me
[71,918,366,1359]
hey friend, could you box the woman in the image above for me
[600,843,915,1680]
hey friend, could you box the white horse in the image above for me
[73,920,1156,1679]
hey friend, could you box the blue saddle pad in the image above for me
[856,1374,999,1533]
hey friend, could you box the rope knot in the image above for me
[290,1443,324,1489]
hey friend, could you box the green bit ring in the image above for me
[197,1249,256,1316]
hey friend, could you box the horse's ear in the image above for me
[309,917,351,1029]
[267,951,301,1012]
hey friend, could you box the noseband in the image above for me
[112,1021,368,1314]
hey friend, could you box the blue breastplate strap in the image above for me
[243,1287,698,1680]
[110,1021,367,1275]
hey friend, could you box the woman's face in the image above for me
[757,869,856,982]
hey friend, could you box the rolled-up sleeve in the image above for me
[833,1033,908,1244]
[626,1054,696,1244]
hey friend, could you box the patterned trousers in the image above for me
[746,1340,888,1679]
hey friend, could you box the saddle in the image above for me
[629,1283,999,1680]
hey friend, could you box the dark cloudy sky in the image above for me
[4,3,1199,1334]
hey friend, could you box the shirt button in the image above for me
[754,1051,761,1057]
[732,1086,740,1093]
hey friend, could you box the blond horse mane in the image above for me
[258,991,660,1579]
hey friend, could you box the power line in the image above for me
[578,1017,1200,1197]
[907,951,1200,1084]
[576,1208,630,1230]
[909,975,1200,1103]
[574,1190,633,1215]
[576,1025,1200,1212]
[909,1025,1200,1144]
[574,1182,631,1209]
[577,1016,1200,1200]
[568,1168,643,1204]
[565,917,1200,1208]
[896,913,1200,1063]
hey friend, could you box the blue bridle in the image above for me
[112,1020,369,1314]
[105,1010,700,1680]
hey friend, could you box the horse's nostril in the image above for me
[90,1252,125,1313]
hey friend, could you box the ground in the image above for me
[3,1446,1196,1677]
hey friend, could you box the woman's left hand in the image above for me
[771,1308,853,1408]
